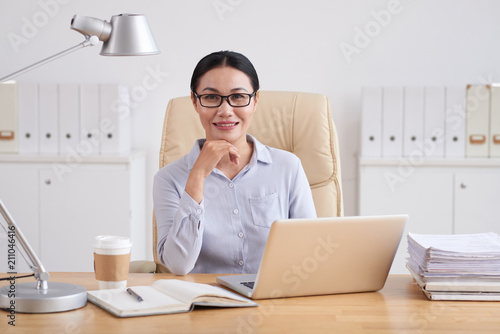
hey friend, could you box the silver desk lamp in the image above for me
[0,13,160,82]
[0,199,87,313]
[0,13,159,313]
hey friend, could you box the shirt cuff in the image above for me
[179,191,204,230]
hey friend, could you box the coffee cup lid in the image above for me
[93,235,132,249]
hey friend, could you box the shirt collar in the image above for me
[186,134,273,171]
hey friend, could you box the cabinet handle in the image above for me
[45,179,51,185]
[0,130,15,140]
[460,183,466,189]
[469,134,486,144]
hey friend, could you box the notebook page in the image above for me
[152,279,252,305]
[88,286,188,314]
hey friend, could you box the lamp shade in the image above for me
[100,14,160,56]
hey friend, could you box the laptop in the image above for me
[216,214,408,299]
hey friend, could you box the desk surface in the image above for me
[1,273,500,334]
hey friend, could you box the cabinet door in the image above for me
[455,171,500,234]
[0,165,39,273]
[359,166,454,274]
[39,165,130,272]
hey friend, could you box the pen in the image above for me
[126,288,144,302]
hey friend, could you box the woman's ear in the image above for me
[252,91,259,111]
[191,92,199,112]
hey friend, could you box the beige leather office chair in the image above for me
[130,91,343,273]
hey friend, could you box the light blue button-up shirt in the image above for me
[153,135,316,275]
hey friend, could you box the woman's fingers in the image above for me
[227,144,240,165]
[195,140,240,173]
[186,140,241,203]
[229,153,239,165]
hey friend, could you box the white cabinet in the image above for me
[0,152,146,273]
[359,158,500,274]
[0,166,39,273]
[454,171,500,234]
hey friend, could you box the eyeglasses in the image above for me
[193,92,256,108]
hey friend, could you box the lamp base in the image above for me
[0,281,87,313]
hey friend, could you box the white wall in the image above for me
[2,0,500,260]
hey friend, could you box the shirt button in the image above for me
[196,209,202,214]
[238,260,244,266]
[229,183,234,188]
[233,209,239,214]
[238,232,244,238]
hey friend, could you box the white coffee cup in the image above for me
[93,235,132,289]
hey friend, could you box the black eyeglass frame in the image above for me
[193,91,257,108]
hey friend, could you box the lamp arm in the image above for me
[0,198,50,290]
[0,35,99,83]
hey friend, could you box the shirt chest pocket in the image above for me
[249,193,281,228]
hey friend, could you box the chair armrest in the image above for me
[129,260,157,273]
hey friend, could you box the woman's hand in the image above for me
[185,140,240,203]
[194,140,240,177]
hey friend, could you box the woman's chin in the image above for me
[208,132,244,144]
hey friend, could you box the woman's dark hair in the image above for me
[190,51,259,93]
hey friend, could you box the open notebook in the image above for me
[87,279,257,317]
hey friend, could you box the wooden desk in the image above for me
[1,273,500,333]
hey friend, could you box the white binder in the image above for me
[466,85,490,158]
[38,83,59,154]
[445,86,466,158]
[99,84,131,154]
[79,84,101,155]
[489,84,500,158]
[17,82,39,154]
[59,84,80,155]
[361,86,382,157]
[403,87,424,157]
[0,82,18,153]
[423,86,445,158]
[382,87,403,158]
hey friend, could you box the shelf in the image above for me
[0,151,146,164]
[359,157,500,168]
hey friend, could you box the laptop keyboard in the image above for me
[240,281,255,290]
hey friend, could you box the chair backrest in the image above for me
[153,91,343,272]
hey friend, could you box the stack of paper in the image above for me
[406,232,500,301]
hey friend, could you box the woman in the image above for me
[153,51,316,275]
